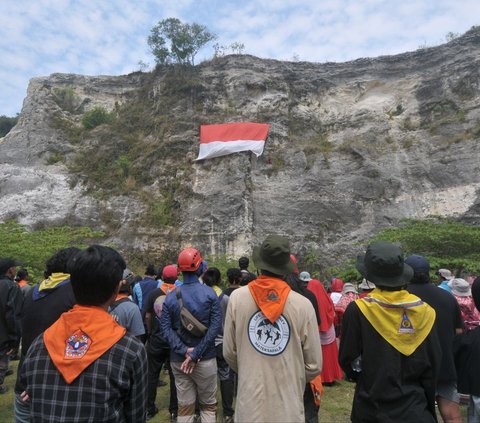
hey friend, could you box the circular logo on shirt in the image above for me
[248,311,290,356]
[65,332,90,359]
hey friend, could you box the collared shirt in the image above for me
[21,332,147,423]
[438,280,453,294]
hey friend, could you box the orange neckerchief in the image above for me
[17,280,28,288]
[114,293,129,301]
[160,283,176,295]
[310,374,324,406]
[248,275,291,323]
[44,305,126,384]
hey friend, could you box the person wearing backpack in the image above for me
[202,267,234,423]
[160,248,222,423]
[109,269,145,338]
[144,265,179,421]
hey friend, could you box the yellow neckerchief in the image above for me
[44,305,126,384]
[212,285,223,297]
[38,272,70,291]
[356,288,436,356]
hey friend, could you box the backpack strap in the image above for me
[110,297,131,312]
[176,287,184,308]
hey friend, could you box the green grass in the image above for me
[0,362,469,422]
[0,220,104,282]
[0,362,351,423]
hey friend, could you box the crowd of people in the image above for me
[0,236,479,422]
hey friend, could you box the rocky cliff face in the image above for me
[2,28,480,269]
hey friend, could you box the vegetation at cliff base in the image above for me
[335,217,480,282]
[0,220,104,282]
[373,217,480,275]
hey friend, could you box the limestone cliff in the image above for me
[1,27,480,269]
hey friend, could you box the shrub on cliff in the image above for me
[81,106,114,130]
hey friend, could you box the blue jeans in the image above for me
[469,395,480,423]
[14,393,31,423]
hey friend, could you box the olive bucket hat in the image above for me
[252,234,295,276]
[356,241,413,287]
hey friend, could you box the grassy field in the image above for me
[0,361,468,422]
[1,360,352,422]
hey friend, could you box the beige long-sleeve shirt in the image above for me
[223,285,322,423]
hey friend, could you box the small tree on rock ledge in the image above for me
[148,18,216,65]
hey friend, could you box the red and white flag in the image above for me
[196,122,270,160]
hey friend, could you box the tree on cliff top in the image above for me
[148,18,217,65]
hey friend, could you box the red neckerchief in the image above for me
[17,280,28,288]
[43,305,126,384]
[248,275,291,323]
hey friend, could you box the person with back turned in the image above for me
[20,245,147,423]
[339,241,441,422]
[223,235,322,422]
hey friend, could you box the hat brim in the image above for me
[359,281,375,290]
[299,275,312,282]
[253,246,295,276]
[356,254,413,287]
[453,291,471,297]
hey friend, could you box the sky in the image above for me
[1,0,479,117]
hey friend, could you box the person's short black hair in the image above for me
[202,267,221,287]
[69,245,126,306]
[16,268,29,281]
[238,256,249,270]
[227,268,242,284]
[157,265,164,279]
[472,277,480,312]
[145,264,156,276]
[410,272,430,285]
[241,272,257,286]
[44,247,81,277]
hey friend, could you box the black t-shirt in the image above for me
[15,281,76,393]
[408,282,463,383]
[223,286,238,297]
[301,287,321,326]
[339,301,440,422]
[145,288,169,353]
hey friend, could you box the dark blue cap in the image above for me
[405,255,430,274]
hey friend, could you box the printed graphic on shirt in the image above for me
[398,310,415,333]
[248,311,290,356]
[65,331,91,359]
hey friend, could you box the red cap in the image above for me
[162,265,178,282]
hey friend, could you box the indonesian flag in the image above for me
[196,122,270,160]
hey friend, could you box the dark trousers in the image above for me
[0,349,8,386]
[304,383,319,423]
[147,346,178,415]
[216,344,234,418]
